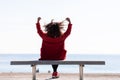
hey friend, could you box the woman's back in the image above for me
[36,17,72,60]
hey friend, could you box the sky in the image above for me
[0,0,120,54]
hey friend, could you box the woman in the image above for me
[36,17,72,78]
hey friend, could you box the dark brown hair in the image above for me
[44,22,64,38]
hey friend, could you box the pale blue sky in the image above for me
[0,0,120,54]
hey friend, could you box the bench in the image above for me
[11,60,105,80]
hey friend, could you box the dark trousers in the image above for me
[52,65,58,72]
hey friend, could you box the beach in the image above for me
[1,54,120,80]
[0,73,120,80]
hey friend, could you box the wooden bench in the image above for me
[11,60,105,80]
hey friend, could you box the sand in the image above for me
[0,73,120,80]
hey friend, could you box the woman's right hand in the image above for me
[66,17,71,24]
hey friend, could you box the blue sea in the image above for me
[0,54,120,73]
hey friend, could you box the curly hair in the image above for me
[44,21,64,38]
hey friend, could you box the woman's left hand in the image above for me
[37,17,41,23]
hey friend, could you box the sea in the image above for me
[0,54,120,73]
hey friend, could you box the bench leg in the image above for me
[31,65,36,80]
[79,65,84,80]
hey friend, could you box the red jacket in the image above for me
[36,23,72,60]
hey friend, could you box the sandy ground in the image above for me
[0,73,120,80]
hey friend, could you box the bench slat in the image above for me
[11,60,105,65]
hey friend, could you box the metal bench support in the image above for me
[79,64,84,80]
[31,64,36,80]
